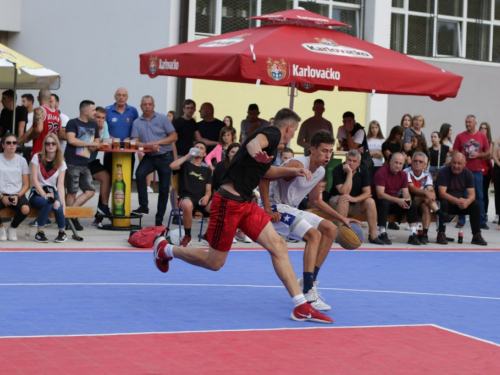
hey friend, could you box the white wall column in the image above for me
[364,0,392,133]
[166,0,181,112]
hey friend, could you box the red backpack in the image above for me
[128,226,166,248]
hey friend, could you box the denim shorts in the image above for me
[65,165,95,194]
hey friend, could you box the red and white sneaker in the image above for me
[153,236,172,273]
[291,302,333,324]
[180,235,192,247]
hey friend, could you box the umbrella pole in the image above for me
[11,66,17,134]
[289,82,296,110]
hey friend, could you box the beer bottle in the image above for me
[458,226,463,244]
[113,164,126,216]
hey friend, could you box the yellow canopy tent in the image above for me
[0,43,60,132]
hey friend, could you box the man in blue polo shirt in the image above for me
[101,87,139,213]
[131,95,177,226]
[104,87,139,168]
[105,87,139,141]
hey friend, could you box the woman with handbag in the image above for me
[0,134,31,241]
[29,134,68,243]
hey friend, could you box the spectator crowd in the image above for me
[0,89,496,248]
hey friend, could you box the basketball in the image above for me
[337,223,364,250]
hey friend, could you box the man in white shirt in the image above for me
[259,130,358,311]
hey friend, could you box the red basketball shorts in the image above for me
[206,192,270,252]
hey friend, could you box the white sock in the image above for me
[410,226,417,235]
[292,294,307,307]
[165,244,174,258]
[379,226,386,234]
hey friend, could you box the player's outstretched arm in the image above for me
[263,160,311,180]
[259,179,281,223]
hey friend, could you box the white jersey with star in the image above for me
[269,155,325,207]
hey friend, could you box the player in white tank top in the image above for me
[260,130,360,311]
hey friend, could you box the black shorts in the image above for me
[178,196,211,218]
[88,159,106,176]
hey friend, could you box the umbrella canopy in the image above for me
[248,8,350,28]
[0,43,60,90]
[140,10,462,101]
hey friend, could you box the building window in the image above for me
[391,0,500,63]
[195,0,363,38]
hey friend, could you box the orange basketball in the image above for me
[337,223,364,250]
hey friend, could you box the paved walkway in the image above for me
[2,190,499,250]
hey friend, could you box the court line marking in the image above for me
[1,248,500,252]
[1,324,499,348]
[432,324,500,348]
[1,282,499,301]
[0,324,438,339]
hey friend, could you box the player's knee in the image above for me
[207,259,225,271]
[53,201,60,209]
[87,190,96,198]
[323,222,337,238]
[304,228,321,243]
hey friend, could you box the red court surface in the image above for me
[1,325,499,374]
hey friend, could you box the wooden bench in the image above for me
[305,208,441,224]
[0,207,95,241]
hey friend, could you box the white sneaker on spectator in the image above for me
[493,215,499,224]
[147,186,154,194]
[7,226,17,241]
[232,237,237,243]
[0,227,6,241]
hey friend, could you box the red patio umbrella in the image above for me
[140,8,462,104]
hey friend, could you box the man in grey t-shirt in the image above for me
[239,103,270,143]
[131,95,178,226]
[297,99,333,156]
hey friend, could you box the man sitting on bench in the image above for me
[328,149,383,245]
[372,152,419,245]
[403,152,456,244]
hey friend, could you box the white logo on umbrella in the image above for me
[302,38,373,59]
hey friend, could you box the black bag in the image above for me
[42,186,56,204]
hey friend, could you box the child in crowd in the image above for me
[204,127,236,171]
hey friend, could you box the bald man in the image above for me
[195,102,225,154]
[105,88,139,143]
[436,152,487,246]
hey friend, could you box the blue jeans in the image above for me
[458,170,485,225]
[136,153,174,224]
[30,192,66,230]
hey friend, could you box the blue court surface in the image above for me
[1,249,499,345]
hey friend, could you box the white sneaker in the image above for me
[298,277,331,311]
[405,223,410,231]
[493,215,499,224]
[232,237,237,243]
[7,226,17,241]
[0,227,6,241]
[235,232,252,243]
[147,186,154,194]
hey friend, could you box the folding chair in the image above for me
[166,174,207,242]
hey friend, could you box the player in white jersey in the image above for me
[259,130,360,310]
